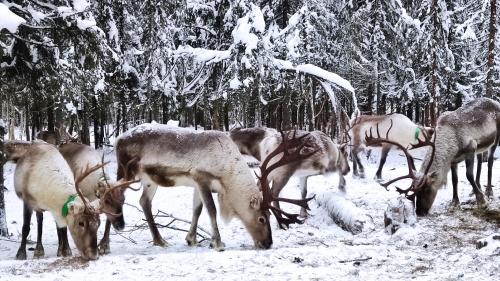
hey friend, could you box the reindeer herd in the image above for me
[3,97,499,261]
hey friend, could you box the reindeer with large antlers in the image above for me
[115,123,315,250]
[58,142,139,254]
[365,97,500,215]
[231,127,349,218]
[5,141,105,260]
[347,113,433,179]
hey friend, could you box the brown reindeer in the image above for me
[58,142,139,254]
[365,97,499,215]
[115,124,314,250]
[230,127,350,218]
[347,113,433,179]
[5,141,104,260]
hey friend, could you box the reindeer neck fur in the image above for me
[422,98,500,190]
[59,143,107,201]
[117,124,261,222]
[230,127,277,161]
[10,142,81,226]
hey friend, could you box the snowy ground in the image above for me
[0,147,499,280]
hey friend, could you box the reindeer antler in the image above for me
[364,120,436,199]
[258,130,318,229]
[101,157,141,198]
[75,162,110,212]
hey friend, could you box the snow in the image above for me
[175,45,231,64]
[94,78,105,93]
[72,0,90,13]
[229,76,242,89]
[0,144,499,279]
[274,59,355,93]
[461,26,477,41]
[0,3,25,33]
[76,18,96,30]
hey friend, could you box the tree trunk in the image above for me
[0,125,8,237]
[430,0,439,126]
[486,0,497,98]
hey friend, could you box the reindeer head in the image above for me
[65,199,101,260]
[365,120,436,216]
[96,159,140,230]
[64,163,109,260]
[248,131,317,249]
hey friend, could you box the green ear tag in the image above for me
[62,194,78,217]
[415,127,421,140]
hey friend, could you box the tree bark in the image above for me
[0,125,8,237]
[486,0,497,98]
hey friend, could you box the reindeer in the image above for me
[365,97,500,216]
[230,127,350,218]
[347,113,433,179]
[5,141,105,260]
[58,142,138,254]
[115,124,315,251]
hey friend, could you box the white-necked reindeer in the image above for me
[365,97,499,216]
[347,113,433,179]
[58,142,138,254]
[230,127,350,218]
[115,124,315,251]
[5,141,105,260]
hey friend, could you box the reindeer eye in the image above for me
[79,221,85,227]
[258,216,266,224]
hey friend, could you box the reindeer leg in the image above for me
[375,146,390,180]
[16,203,32,260]
[140,182,167,247]
[33,211,44,258]
[186,189,203,246]
[486,144,496,198]
[59,227,72,257]
[451,163,460,207]
[465,155,486,207]
[197,185,224,251]
[98,219,112,255]
[270,171,294,227]
[299,176,309,218]
[352,148,365,178]
[338,172,347,194]
[475,153,482,190]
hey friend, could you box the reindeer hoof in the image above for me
[448,200,461,211]
[15,249,27,260]
[153,238,169,247]
[57,246,72,257]
[485,187,493,198]
[98,242,110,255]
[185,234,197,246]
[34,245,45,258]
[210,240,225,251]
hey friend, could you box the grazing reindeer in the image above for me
[115,124,314,250]
[230,128,350,218]
[348,113,433,179]
[59,142,139,254]
[365,97,500,216]
[5,141,104,260]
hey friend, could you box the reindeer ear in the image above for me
[249,195,260,209]
[95,182,107,198]
[426,171,439,185]
[69,203,84,215]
